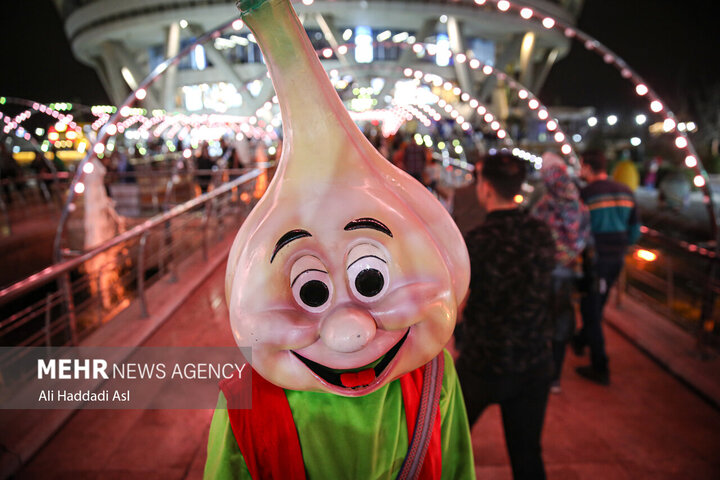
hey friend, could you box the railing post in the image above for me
[137,232,150,318]
[202,201,211,261]
[60,273,78,345]
[95,271,103,326]
[164,220,178,283]
[666,256,674,310]
[44,293,53,352]
[0,189,11,236]
[696,259,718,359]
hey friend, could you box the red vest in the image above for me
[220,364,442,479]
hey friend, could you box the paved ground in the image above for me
[18,263,720,479]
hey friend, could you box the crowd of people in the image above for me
[368,129,641,479]
[449,148,640,479]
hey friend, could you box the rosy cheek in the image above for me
[371,282,454,331]
[232,308,320,350]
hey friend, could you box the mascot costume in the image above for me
[205,0,475,477]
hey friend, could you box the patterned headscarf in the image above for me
[532,153,590,268]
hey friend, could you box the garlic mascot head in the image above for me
[226,0,470,396]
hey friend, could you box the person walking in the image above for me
[531,152,590,393]
[402,138,428,183]
[457,152,556,480]
[573,150,641,385]
[196,141,215,194]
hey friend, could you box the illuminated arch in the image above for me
[469,0,714,232]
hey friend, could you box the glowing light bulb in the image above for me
[675,136,688,149]
[607,115,618,126]
[538,109,548,120]
[561,144,572,155]
[469,59,480,69]
[135,88,147,100]
[685,155,697,168]
[232,19,243,30]
[528,99,539,110]
[497,1,510,12]
[546,120,558,131]
[663,118,676,132]
[497,129,506,139]
[518,89,528,99]
[635,84,648,96]
[520,8,533,19]
[93,143,105,154]
[650,101,663,113]
[482,65,493,75]
[83,162,95,174]
[74,182,85,194]
[635,249,657,262]
[635,114,647,125]
[554,132,565,142]
[542,18,555,29]
[694,175,705,187]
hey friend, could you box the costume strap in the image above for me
[396,353,444,480]
[220,369,306,480]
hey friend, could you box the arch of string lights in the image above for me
[471,0,712,219]
[58,1,716,250]
[0,98,80,142]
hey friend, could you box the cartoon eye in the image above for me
[290,255,332,312]
[347,244,390,302]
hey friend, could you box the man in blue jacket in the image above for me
[575,150,641,385]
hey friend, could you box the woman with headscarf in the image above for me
[532,152,590,393]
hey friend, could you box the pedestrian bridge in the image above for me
[0,167,718,479]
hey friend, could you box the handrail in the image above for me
[640,225,718,260]
[0,172,73,185]
[0,168,262,305]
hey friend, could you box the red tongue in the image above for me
[340,368,376,388]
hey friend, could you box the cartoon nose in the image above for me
[321,306,377,353]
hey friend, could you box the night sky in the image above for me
[0,0,718,119]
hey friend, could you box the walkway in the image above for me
[16,262,720,479]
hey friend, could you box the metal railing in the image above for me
[617,226,719,355]
[0,172,72,235]
[0,168,268,350]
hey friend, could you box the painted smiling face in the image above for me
[226,0,469,396]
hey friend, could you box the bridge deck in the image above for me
[16,263,720,479]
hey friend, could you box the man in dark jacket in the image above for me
[574,150,641,385]
[457,152,556,480]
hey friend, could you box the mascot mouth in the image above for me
[292,329,409,389]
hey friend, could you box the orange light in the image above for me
[55,121,67,133]
[635,249,657,262]
[48,132,59,141]
[66,130,77,140]
[514,194,524,204]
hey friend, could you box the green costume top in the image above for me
[204,350,475,479]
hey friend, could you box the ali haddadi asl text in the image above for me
[37,389,130,402]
